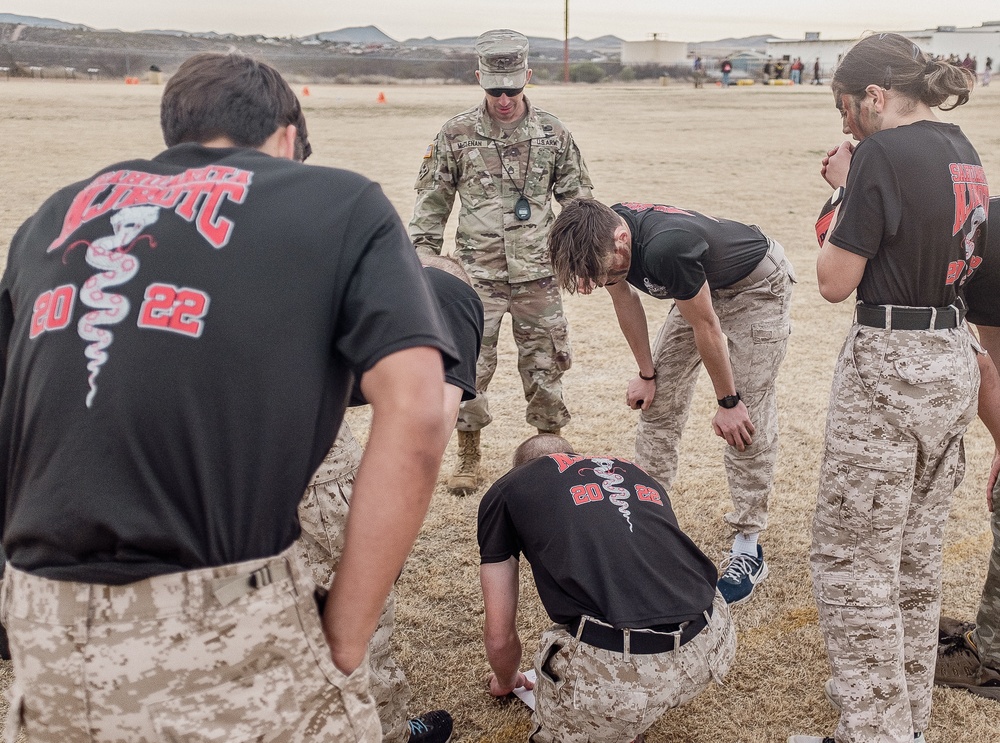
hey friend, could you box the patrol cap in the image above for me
[476,29,529,89]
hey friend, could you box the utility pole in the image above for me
[563,0,570,83]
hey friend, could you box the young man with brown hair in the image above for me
[548,197,794,606]
[0,53,456,742]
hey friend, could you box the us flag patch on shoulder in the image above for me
[423,144,433,158]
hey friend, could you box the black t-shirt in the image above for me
[478,454,718,628]
[963,196,998,327]
[613,203,770,300]
[425,268,483,400]
[829,121,988,307]
[348,266,484,405]
[0,143,457,584]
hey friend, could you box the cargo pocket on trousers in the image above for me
[745,322,790,392]
[550,322,572,372]
[147,663,300,743]
[572,679,648,725]
[3,685,23,743]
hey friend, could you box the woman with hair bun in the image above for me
[791,33,990,743]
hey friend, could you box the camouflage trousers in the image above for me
[457,276,572,432]
[974,504,1000,670]
[810,323,979,743]
[528,591,735,743]
[0,545,380,743]
[636,250,794,535]
[295,422,413,743]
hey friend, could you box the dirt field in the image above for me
[1,77,999,742]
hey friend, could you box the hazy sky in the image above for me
[5,1,1000,42]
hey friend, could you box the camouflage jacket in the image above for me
[408,97,592,283]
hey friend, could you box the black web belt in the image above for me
[855,303,966,331]
[566,607,711,654]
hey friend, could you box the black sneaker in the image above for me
[407,710,453,743]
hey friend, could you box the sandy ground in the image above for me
[1,77,1000,741]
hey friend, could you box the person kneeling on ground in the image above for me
[478,434,735,742]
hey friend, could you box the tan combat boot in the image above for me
[448,430,481,495]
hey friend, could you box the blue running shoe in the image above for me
[717,544,768,605]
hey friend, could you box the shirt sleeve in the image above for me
[829,140,902,260]
[964,202,1000,326]
[334,183,458,375]
[477,479,522,564]
[552,132,594,205]
[425,269,484,401]
[408,129,457,255]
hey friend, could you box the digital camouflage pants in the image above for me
[457,276,572,433]
[811,323,979,743]
[974,504,1000,670]
[1,546,380,743]
[528,591,734,743]
[295,422,412,743]
[636,253,794,536]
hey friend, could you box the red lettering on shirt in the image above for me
[950,163,989,235]
[635,484,663,505]
[29,284,77,338]
[548,453,586,473]
[137,283,210,338]
[49,166,254,252]
[946,260,966,285]
[620,202,695,217]
[570,483,604,505]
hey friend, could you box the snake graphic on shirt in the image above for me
[70,206,160,407]
[591,457,634,532]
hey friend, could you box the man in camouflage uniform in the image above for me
[409,29,592,494]
[478,434,735,742]
[935,196,1000,702]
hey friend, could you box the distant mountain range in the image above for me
[0,12,87,30]
[0,13,766,51]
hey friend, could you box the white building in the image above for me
[766,22,1000,81]
[621,38,689,67]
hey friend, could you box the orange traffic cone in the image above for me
[376,91,386,104]
[302,86,310,96]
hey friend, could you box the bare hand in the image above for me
[486,671,534,697]
[988,448,999,512]
[711,401,755,451]
[821,141,854,189]
[626,376,656,410]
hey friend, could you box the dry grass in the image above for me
[2,78,1000,741]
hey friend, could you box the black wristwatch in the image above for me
[718,392,741,409]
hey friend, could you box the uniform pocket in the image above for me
[147,663,301,743]
[572,679,648,724]
[550,321,572,372]
[460,149,498,205]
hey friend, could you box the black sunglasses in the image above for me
[485,87,524,98]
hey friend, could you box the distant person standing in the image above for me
[791,57,804,84]
[409,29,593,494]
[763,58,773,82]
[813,57,822,85]
[774,58,786,80]
[984,56,993,86]
[693,56,705,88]
[721,57,733,86]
